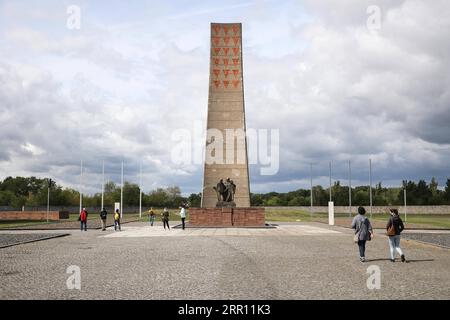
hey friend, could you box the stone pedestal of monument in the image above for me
[189,207,265,227]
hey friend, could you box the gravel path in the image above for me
[403,233,450,248]
[0,233,69,248]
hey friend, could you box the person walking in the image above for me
[79,207,88,231]
[114,209,121,231]
[179,204,187,230]
[162,207,170,230]
[386,208,406,262]
[148,207,155,226]
[100,207,107,231]
[351,206,374,262]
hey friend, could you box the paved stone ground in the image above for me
[0,222,449,300]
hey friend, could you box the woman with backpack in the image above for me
[386,208,406,262]
[351,206,374,262]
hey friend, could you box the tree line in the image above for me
[1,176,449,208]
[0,176,202,209]
[250,178,450,206]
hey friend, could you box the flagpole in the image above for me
[369,158,373,218]
[139,162,142,219]
[101,160,104,209]
[121,161,124,219]
[310,162,313,220]
[329,161,332,202]
[79,160,83,215]
[349,160,352,217]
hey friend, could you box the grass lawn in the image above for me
[264,208,450,229]
[2,209,448,229]
[0,220,60,229]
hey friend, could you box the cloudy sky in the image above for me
[0,0,449,195]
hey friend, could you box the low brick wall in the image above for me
[190,207,265,227]
[265,206,450,214]
[0,211,69,221]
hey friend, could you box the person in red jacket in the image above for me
[79,208,88,231]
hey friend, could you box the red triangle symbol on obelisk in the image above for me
[214,48,221,55]
[233,69,240,79]
[213,69,220,78]
[213,80,220,88]
[232,25,240,35]
[233,37,240,46]
[223,37,230,45]
[223,47,229,55]
[232,80,240,88]
[223,80,230,88]
[213,58,220,65]
[223,58,229,66]
[223,26,230,35]
[233,47,239,56]
[223,69,230,78]
[212,37,220,46]
[232,58,239,66]
[213,25,220,35]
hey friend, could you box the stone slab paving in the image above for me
[0,222,449,300]
[102,224,342,238]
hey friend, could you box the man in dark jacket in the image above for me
[386,209,406,262]
[100,208,107,231]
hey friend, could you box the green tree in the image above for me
[187,193,202,207]
[444,179,450,204]
[250,193,264,206]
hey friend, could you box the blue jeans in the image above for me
[149,216,155,226]
[80,221,87,231]
[388,235,404,259]
[358,240,366,258]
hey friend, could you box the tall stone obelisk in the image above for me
[201,23,251,208]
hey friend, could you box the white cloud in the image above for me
[0,0,449,195]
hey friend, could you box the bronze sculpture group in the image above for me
[213,178,236,207]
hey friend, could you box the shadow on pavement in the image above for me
[365,258,434,263]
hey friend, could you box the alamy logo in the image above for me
[66,265,81,290]
[366,265,381,290]
[171,121,279,175]
[366,5,381,32]
[66,5,81,30]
